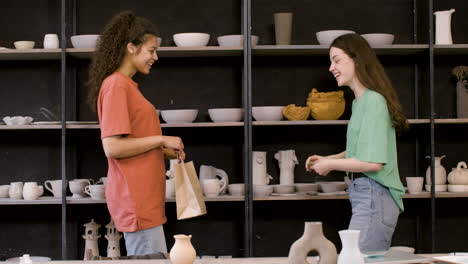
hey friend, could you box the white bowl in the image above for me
[361,33,395,47]
[3,116,33,125]
[316,30,355,45]
[208,108,243,122]
[173,33,210,47]
[253,185,273,197]
[217,35,259,47]
[161,109,198,123]
[228,184,245,196]
[70,34,100,48]
[252,106,284,121]
[6,256,51,262]
[273,184,295,194]
[448,184,468,193]
[295,183,319,193]
[318,181,347,193]
[14,41,35,49]
[424,184,447,192]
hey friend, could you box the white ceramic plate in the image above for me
[6,256,51,262]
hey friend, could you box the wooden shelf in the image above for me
[253,44,428,56]
[434,44,468,55]
[67,47,243,59]
[0,48,61,60]
[0,197,62,205]
[434,118,468,124]
[0,124,61,129]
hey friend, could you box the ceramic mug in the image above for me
[9,182,23,199]
[45,180,65,198]
[199,165,229,194]
[69,180,91,198]
[406,177,424,194]
[85,184,106,200]
[23,182,44,200]
[201,179,226,197]
[0,185,9,198]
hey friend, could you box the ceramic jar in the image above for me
[337,230,365,264]
[425,156,447,185]
[9,182,23,199]
[170,234,196,264]
[43,34,59,49]
[448,161,468,185]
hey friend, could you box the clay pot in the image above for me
[170,234,196,264]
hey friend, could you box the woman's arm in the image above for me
[312,157,382,176]
[102,135,183,159]
[327,151,346,159]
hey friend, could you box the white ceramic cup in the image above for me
[166,179,175,199]
[0,185,9,198]
[9,182,23,199]
[69,180,91,198]
[201,179,226,197]
[45,180,65,197]
[406,177,424,194]
[85,184,105,200]
[199,165,229,194]
[43,34,59,49]
[23,182,44,200]
[227,183,245,196]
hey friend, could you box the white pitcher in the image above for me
[434,9,455,44]
[199,165,229,194]
[425,155,447,185]
[253,151,273,185]
[274,149,299,185]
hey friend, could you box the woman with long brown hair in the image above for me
[305,33,407,252]
[88,11,185,256]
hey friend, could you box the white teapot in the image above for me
[448,161,468,185]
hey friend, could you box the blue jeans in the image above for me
[123,225,167,256]
[348,177,399,253]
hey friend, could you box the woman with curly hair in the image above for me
[305,33,408,252]
[87,11,185,256]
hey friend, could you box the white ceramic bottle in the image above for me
[337,230,365,264]
[434,9,455,44]
[170,234,196,264]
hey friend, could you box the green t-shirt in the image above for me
[346,89,405,212]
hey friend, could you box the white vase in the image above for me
[170,234,196,264]
[253,151,273,185]
[274,149,299,185]
[434,9,455,44]
[337,230,365,264]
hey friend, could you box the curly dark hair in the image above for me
[87,11,158,112]
[331,33,408,134]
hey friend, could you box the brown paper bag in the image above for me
[174,160,207,220]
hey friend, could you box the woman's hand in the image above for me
[311,158,333,176]
[305,155,324,171]
[162,136,184,151]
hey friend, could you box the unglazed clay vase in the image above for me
[456,81,468,118]
[274,150,299,185]
[170,234,196,264]
[434,9,455,44]
[337,230,365,264]
[288,222,337,264]
[425,155,447,185]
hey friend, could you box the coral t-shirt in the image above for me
[97,71,166,232]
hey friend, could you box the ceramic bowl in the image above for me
[318,181,347,193]
[173,33,210,47]
[0,185,9,198]
[295,183,318,193]
[208,108,243,122]
[217,35,259,47]
[228,183,245,196]
[273,184,295,194]
[70,34,100,48]
[6,256,51,262]
[161,109,198,123]
[14,41,35,49]
[3,116,34,125]
[253,185,273,197]
[316,30,355,45]
[448,184,468,193]
[252,106,284,121]
[361,33,395,47]
[424,184,447,192]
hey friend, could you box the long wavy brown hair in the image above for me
[87,11,158,112]
[331,33,408,133]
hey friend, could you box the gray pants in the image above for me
[123,225,168,256]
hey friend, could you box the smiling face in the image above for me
[329,46,357,87]
[128,34,159,75]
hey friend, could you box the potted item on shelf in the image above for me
[173,33,210,47]
[274,12,293,45]
[252,106,284,121]
[451,65,468,118]
[307,88,345,120]
[282,104,310,120]
[337,230,364,264]
[2,116,33,125]
[160,109,198,124]
[316,30,355,45]
[13,41,35,49]
[274,149,298,185]
[227,183,244,196]
[83,219,101,260]
[425,155,447,185]
[448,161,468,185]
[70,35,100,48]
[252,151,273,185]
[406,177,424,194]
[208,108,243,122]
